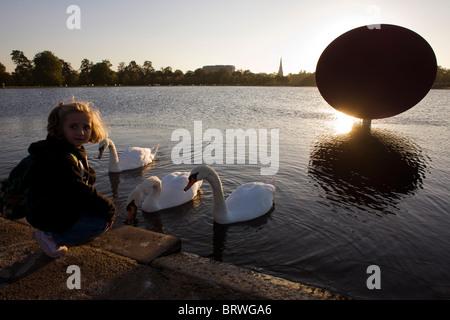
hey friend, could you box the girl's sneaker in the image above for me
[33,230,68,258]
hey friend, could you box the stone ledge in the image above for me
[90,225,181,264]
[152,252,349,300]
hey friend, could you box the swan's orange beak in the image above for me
[184,180,195,192]
[126,200,137,223]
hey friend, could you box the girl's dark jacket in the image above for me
[25,135,115,233]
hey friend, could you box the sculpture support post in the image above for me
[362,118,372,131]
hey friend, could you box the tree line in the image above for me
[1,50,449,88]
[0,50,315,87]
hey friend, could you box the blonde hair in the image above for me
[47,101,109,143]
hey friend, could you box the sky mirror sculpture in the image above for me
[315,24,437,127]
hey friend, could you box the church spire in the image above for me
[278,57,283,77]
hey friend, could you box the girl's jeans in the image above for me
[48,214,109,245]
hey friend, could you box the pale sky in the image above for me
[1,0,449,75]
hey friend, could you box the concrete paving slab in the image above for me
[90,224,181,264]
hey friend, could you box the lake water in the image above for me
[0,86,449,299]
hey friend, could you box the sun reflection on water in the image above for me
[331,110,358,134]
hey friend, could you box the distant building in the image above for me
[278,58,283,77]
[203,65,236,74]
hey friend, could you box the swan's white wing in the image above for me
[149,144,159,159]
[158,172,202,210]
[117,147,147,170]
[225,182,275,223]
[118,146,157,171]
[140,144,159,163]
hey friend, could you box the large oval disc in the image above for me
[315,24,437,119]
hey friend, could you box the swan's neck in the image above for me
[108,140,121,172]
[204,170,229,223]
[128,179,151,205]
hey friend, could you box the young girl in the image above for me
[26,102,115,257]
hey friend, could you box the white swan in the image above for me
[184,165,275,224]
[126,172,203,222]
[98,138,159,173]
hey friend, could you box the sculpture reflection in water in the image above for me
[308,124,428,214]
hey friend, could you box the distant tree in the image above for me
[153,69,163,85]
[207,68,230,85]
[252,73,271,86]
[10,50,33,85]
[117,61,144,85]
[60,59,79,86]
[117,62,126,73]
[33,51,63,86]
[143,60,155,85]
[433,66,450,88]
[102,59,113,68]
[161,66,173,85]
[236,70,252,85]
[79,58,93,85]
[230,70,242,85]
[287,70,316,86]
[183,70,195,84]
[173,69,184,85]
[301,73,316,86]
[127,61,144,85]
[0,62,12,86]
[193,68,206,85]
[117,62,126,84]
[89,60,117,85]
